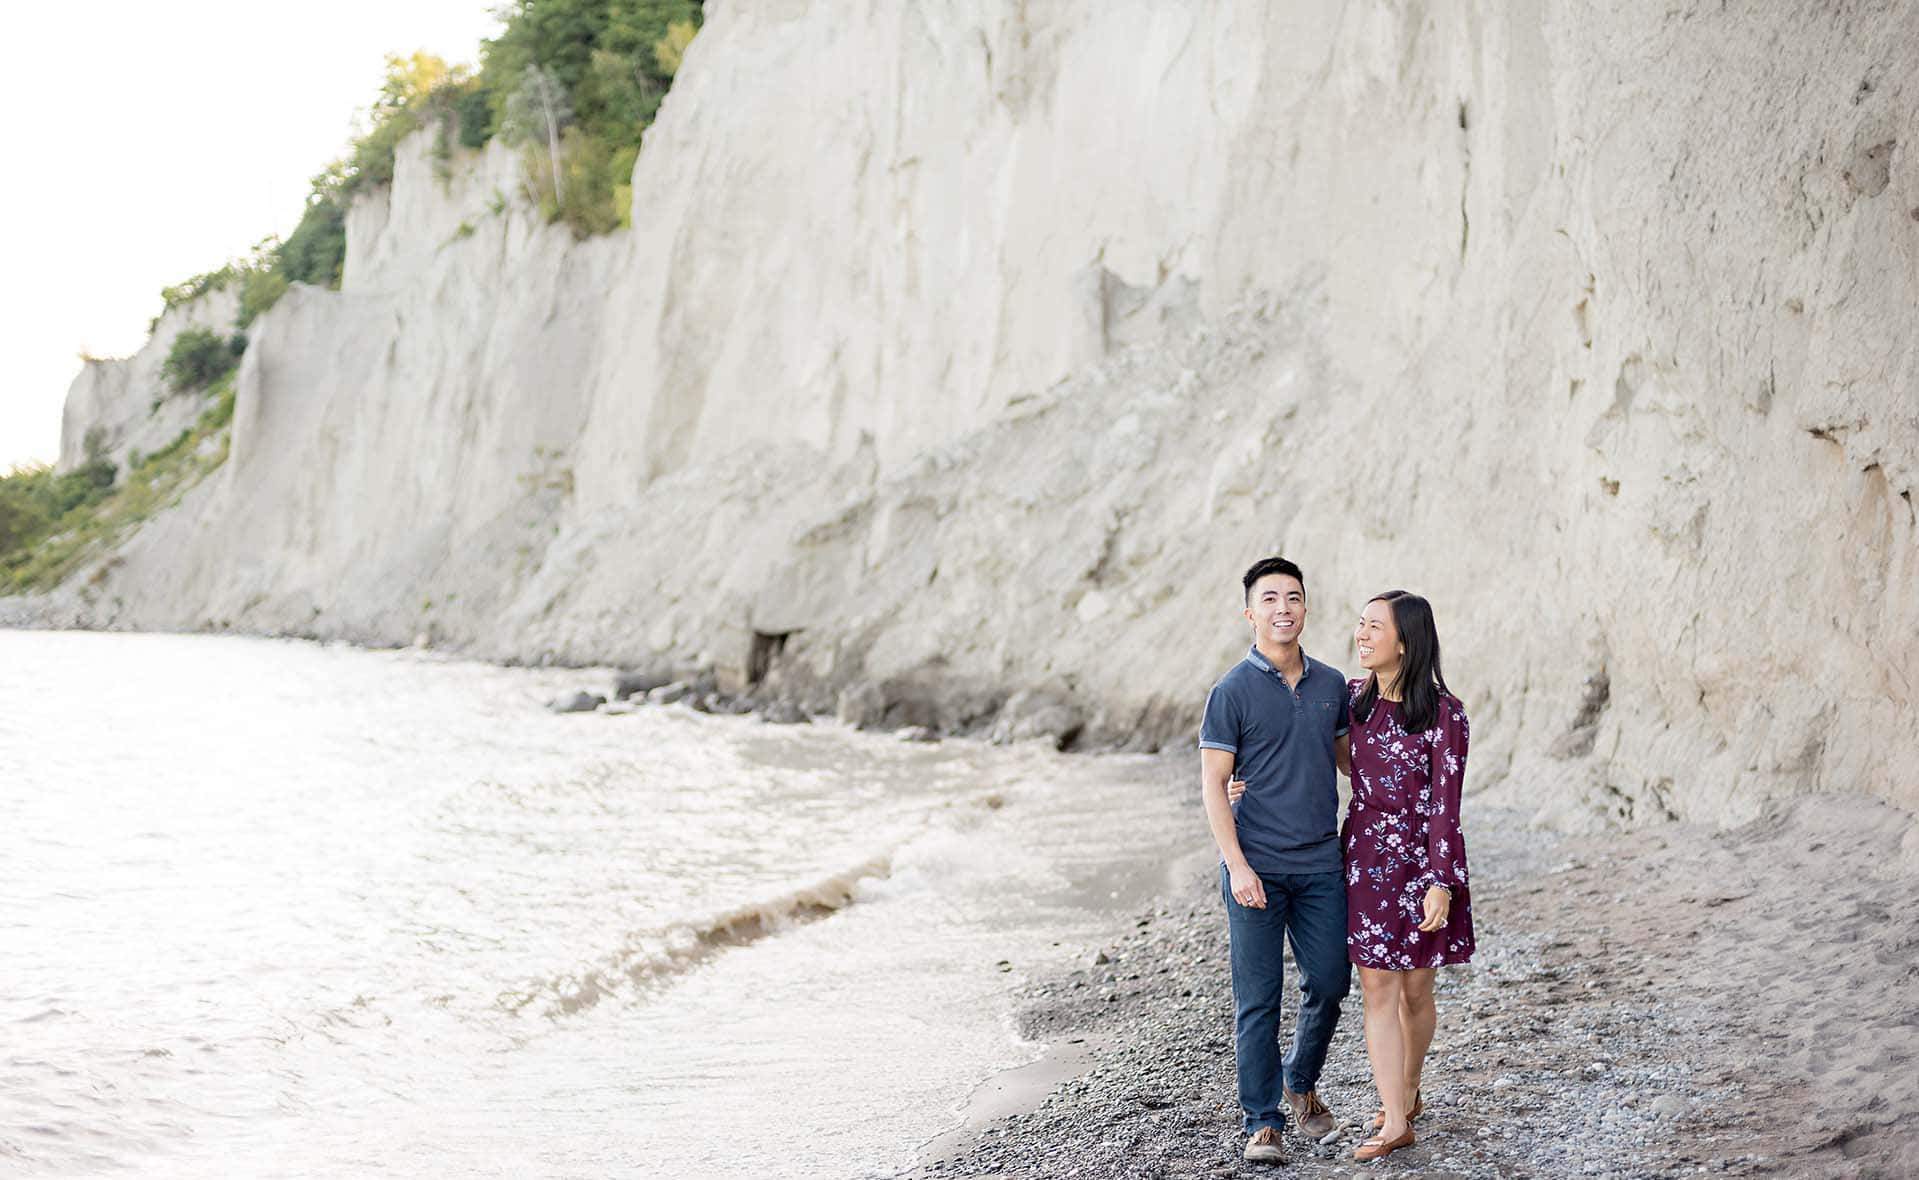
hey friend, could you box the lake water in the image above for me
[0,631,1200,1177]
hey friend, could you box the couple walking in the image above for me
[1199,556,1473,1164]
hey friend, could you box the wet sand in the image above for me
[914,793,1919,1179]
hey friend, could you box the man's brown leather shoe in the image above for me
[1242,1126,1285,1163]
[1282,1086,1336,1137]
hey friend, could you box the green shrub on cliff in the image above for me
[0,466,61,559]
[456,83,496,147]
[161,328,239,394]
[340,51,472,195]
[562,130,639,235]
[279,195,347,288]
[158,266,237,314]
[0,446,118,576]
[482,0,699,133]
[654,19,696,76]
[147,3,702,353]
[237,267,288,327]
[1,376,236,592]
[479,0,701,237]
[153,238,288,334]
[153,53,471,322]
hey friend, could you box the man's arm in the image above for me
[1202,747,1266,908]
[1336,732,1351,778]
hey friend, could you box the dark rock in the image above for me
[547,690,604,713]
[991,688,1083,749]
[613,670,671,699]
[761,701,809,725]
[648,681,693,705]
[837,680,887,728]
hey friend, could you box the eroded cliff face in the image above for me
[59,288,239,473]
[37,1,1919,832]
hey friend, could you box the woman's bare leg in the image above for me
[1357,966,1412,1140]
[1396,967,1437,1100]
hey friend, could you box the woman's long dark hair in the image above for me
[1353,590,1450,733]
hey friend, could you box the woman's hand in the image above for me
[1227,777,1246,804]
[1418,885,1451,932]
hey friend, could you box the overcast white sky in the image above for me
[0,1,502,470]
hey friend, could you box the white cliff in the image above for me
[59,287,239,472]
[31,1,1919,833]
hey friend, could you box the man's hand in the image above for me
[1201,748,1260,906]
[1226,777,1245,804]
[1228,861,1267,909]
[1418,885,1451,932]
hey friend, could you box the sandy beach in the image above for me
[917,790,1919,1179]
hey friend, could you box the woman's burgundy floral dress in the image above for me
[1341,679,1475,968]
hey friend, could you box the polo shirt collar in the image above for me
[1244,644,1313,683]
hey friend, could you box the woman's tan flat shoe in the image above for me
[1368,1090,1423,1130]
[1353,1126,1415,1161]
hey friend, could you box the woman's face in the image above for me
[1354,599,1403,678]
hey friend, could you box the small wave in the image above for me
[498,853,894,1018]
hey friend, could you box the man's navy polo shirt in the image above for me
[1199,645,1350,875]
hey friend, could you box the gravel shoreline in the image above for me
[913,796,1919,1179]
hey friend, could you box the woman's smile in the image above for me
[1354,599,1401,674]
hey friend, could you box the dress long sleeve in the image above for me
[1419,698,1470,893]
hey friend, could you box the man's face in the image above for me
[1243,573,1306,647]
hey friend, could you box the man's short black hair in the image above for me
[1242,556,1305,603]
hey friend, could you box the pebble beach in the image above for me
[916,794,1919,1179]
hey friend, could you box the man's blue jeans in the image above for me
[1220,865,1351,1133]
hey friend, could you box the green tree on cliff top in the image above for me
[157,1,703,325]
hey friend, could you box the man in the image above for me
[1199,556,1352,1164]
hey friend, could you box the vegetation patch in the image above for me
[152,0,703,334]
[23,4,705,596]
[0,377,237,593]
[160,327,244,394]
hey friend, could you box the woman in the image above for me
[1343,589,1473,1161]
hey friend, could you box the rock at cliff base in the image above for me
[648,681,693,705]
[836,682,886,729]
[613,670,671,700]
[759,701,809,725]
[547,691,604,714]
[993,690,1084,749]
